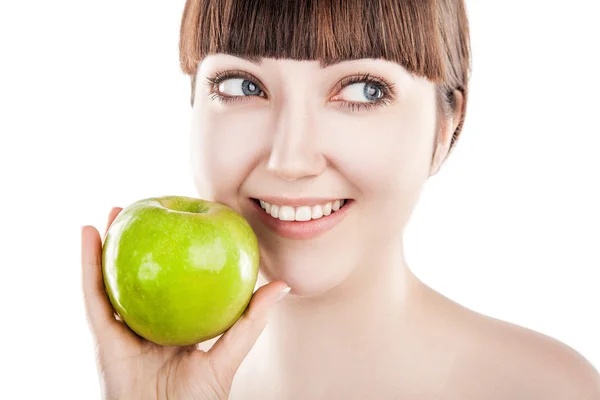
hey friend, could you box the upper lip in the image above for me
[250,196,348,207]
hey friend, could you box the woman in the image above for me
[81,0,600,398]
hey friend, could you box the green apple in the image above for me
[102,196,259,346]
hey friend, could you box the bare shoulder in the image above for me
[488,320,600,399]
[445,301,600,399]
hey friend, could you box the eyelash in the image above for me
[204,69,395,112]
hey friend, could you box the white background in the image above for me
[1,1,598,398]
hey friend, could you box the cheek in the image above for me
[191,107,268,206]
[325,103,437,197]
[321,94,437,237]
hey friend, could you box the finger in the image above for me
[209,281,290,378]
[103,207,123,239]
[81,225,120,340]
[103,207,123,321]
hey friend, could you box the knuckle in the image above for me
[242,309,267,332]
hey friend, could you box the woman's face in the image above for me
[191,54,441,296]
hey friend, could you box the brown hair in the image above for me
[179,0,471,154]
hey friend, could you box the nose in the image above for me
[266,102,327,181]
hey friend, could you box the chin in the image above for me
[258,252,354,297]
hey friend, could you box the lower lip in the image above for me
[249,199,353,240]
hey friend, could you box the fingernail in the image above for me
[276,287,291,302]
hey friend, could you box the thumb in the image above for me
[208,281,290,379]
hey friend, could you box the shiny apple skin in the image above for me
[102,196,259,346]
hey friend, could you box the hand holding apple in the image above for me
[81,205,289,399]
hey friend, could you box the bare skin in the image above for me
[191,55,600,399]
[230,273,600,399]
[84,54,600,399]
[81,208,290,399]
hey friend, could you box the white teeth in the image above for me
[257,199,347,221]
[332,199,341,211]
[278,206,295,221]
[295,206,312,221]
[311,205,323,219]
[270,204,279,218]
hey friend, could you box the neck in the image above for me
[267,238,422,356]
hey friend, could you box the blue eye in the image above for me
[218,78,264,97]
[206,70,394,112]
[337,82,384,103]
[330,74,394,112]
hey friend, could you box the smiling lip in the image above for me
[249,197,352,240]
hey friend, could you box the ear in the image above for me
[429,89,464,176]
